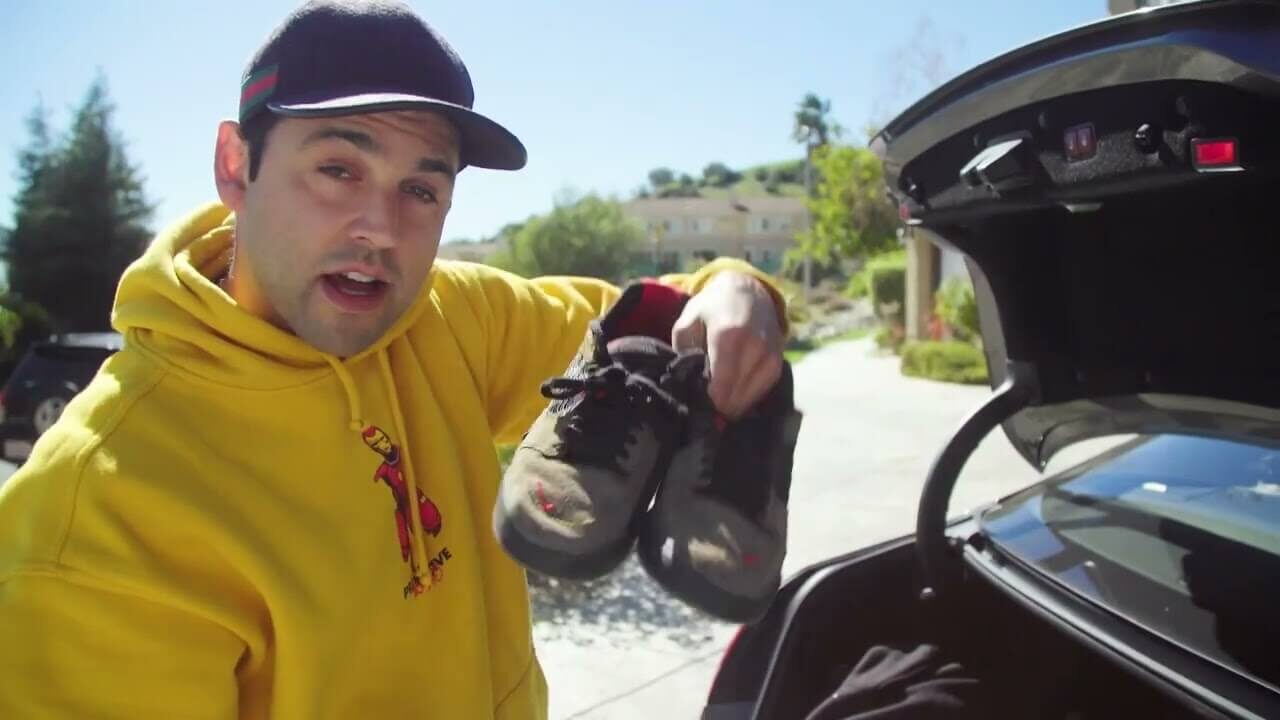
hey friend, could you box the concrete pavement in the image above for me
[534,338,1114,719]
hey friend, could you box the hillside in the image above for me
[646,159,808,200]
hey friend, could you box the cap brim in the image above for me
[268,93,527,171]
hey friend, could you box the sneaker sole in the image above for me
[493,442,677,581]
[636,526,779,624]
[493,498,635,580]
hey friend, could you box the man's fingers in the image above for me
[728,351,783,417]
[707,327,768,417]
[671,316,707,354]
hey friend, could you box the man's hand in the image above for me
[672,271,785,419]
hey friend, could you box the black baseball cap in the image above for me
[239,0,526,170]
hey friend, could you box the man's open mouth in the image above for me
[321,271,390,312]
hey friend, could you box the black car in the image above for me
[704,2,1279,718]
[0,332,122,463]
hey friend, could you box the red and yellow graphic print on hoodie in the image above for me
[0,203,784,718]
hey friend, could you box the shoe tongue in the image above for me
[601,281,689,343]
[606,336,676,378]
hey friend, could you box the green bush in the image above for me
[845,271,869,299]
[866,250,906,322]
[934,277,980,342]
[901,341,989,385]
[0,295,54,387]
[496,444,516,469]
[874,324,905,353]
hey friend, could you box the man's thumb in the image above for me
[671,316,707,353]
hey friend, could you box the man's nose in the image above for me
[351,190,399,250]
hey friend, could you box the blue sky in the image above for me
[2,1,1103,244]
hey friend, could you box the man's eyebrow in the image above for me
[299,126,455,181]
[300,127,382,154]
[417,157,457,181]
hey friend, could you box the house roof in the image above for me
[624,195,805,217]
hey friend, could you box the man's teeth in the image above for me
[342,271,377,283]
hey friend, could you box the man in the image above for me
[0,1,787,718]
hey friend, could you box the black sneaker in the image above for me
[638,357,802,623]
[494,287,691,579]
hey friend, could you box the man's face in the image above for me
[222,111,459,357]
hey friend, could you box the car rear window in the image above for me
[980,435,1280,691]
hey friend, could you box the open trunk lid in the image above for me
[873,0,1280,469]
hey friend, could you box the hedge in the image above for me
[901,340,989,385]
[866,250,906,322]
[934,277,980,342]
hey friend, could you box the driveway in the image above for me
[535,338,1112,719]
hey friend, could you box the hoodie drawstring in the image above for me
[324,352,433,597]
[376,350,434,594]
[326,355,367,433]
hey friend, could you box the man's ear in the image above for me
[214,120,251,211]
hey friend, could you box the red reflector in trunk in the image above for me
[1192,138,1238,168]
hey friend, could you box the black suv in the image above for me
[0,332,122,463]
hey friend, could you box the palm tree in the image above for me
[792,93,832,148]
[792,93,833,296]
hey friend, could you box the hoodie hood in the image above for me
[112,201,436,391]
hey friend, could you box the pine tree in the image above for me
[5,75,153,333]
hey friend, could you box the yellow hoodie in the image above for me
[0,203,785,718]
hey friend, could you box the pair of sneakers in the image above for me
[492,283,803,623]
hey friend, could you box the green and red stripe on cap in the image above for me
[239,65,280,121]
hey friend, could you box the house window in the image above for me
[761,250,773,266]
[696,218,714,234]
[744,249,754,263]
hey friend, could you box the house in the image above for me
[622,195,807,275]
[1107,0,1181,13]
[435,239,501,263]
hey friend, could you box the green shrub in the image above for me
[0,295,53,387]
[496,444,516,470]
[934,277,980,342]
[866,250,906,322]
[874,324,905,353]
[900,341,989,384]
[845,270,869,299]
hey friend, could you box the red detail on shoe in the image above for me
[594,389,609,400]
[743,553,761,568]
[714,413,729,432]
[610,280,690,341]
[535,480,556,514]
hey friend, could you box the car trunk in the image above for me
[708,536,1220,719]
[709,3,1279,718]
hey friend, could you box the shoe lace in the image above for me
[540,363,687,469]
